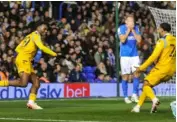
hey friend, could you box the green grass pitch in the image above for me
[0,97,175,122]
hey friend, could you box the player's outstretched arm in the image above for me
[35,40,57,56]
[139,40,164,71]
[33,35,57,56]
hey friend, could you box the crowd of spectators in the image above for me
[0,1,175,83]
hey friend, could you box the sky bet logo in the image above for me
[64,83,90,98]
[0,84,64,99]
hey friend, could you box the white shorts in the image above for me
[120,56,140,75]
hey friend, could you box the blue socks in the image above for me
[133,77,140,95]
[122,77,139,98]
[122,80,128,98]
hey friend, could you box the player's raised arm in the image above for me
[139,39,164,71]
[33,34,57,57]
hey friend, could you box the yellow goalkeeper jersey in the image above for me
[15,31,56,61]
[140,33,176,72]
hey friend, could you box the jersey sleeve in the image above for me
[32,33,57,57]
[135,25,141,35]
[117,25,126,35]
[139,39,164,71]
[15,44,21,53]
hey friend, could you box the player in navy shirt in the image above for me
[118,15,141,104]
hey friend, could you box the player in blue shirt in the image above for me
[118,15,142,104]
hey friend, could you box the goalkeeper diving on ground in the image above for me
[131,23,176,113]
[0,21,57,109]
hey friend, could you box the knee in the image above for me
[143,80,151,88]
[34,82,40,89]
[133,72,140,78]
[122,75,129,81]
[20,82,28,87]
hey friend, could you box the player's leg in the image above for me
[132,68,162,113]
[143,81,160,113]
[132,81,155,113]
[0,58,31,87]
[27,72,42,109]
[0,72,30,87]
[131,71,140,103]
[144,68,167,113]
[120,57,132,104]
[137,81,149,107]
[131,90,146,113]
[122,74,132,103]
[144,73,174,113]
[131,56,140,103]
[29,73,40,103]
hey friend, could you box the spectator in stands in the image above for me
[95,62,111,82]
[44,11,52,23]
[141,43,154,74]
[53,63,66,83]
[95,74,105,83]
[84,49,95,66]
[106,48,115,67]
[141,43,152,62]
[94,47,105,66]
[36,62,55,83]
[56,72,67,83]
[105,59,115,78]
[69,64,86,82]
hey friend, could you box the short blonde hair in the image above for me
[125,14,134,20]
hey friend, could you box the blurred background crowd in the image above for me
[0,1,176,83]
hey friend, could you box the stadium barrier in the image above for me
[0,83,175,99]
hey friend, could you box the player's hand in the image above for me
[131,29,136,34]
[130,23,135,29]
[53,52,57,57]
[127,28,131,34]
[134,66,141,73]
[132,29,135,32]
[127,23,134,30]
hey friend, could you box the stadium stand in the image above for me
[0,1,175,83]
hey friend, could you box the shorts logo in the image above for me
[23,60,28,64]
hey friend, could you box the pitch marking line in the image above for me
[0,98,118,102]
[0,117,104,122]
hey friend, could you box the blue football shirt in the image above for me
[118,24,141,57]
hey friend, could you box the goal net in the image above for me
[148,6,176,96]
[148,6,176,36]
